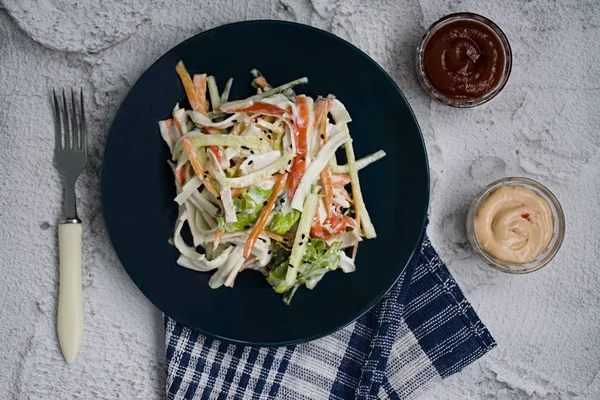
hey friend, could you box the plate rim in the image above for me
[100,19,430,346]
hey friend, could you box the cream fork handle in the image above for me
[57,221,83,364]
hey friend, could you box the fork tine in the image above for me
[53,89,63,150]
[80,88,86,151]
[62,89,73,150]
[61,89,71,150]
[70,88,79,150]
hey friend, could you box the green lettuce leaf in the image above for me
[235,185,272,212]
[266,243,292,293]
[302,239,341,272]
[269,209,300,234]
[267,239,341,304]
[216,185,272,232]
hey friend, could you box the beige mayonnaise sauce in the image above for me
[474,186,553,264]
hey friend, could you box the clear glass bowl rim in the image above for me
[466,177,566,274]
[415,12,513,108]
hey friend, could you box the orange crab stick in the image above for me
[175,164,187,185]
[213,228,224,251]
[321,168,334,215]
[314,98,334,214]
[288,95,310,198]
[182,137,219,196]
[331,174,352,187]
[228,102,289,118]
[175,61,204,112]
[243,173,288,258]
[252,76,269,89]
[192,73,209,113]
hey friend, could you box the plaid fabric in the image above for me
[165,233,496,399]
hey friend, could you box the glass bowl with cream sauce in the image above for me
[466,177,565,273]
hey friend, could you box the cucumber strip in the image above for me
[341,124,377,238]
[207,76,220,110]
[189,110,241,128]
[219,77,308,110]
[250,77,307,101]
[286,185,320,285]
[220,78,233,103]
[330,150,387,174]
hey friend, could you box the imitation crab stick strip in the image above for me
[310,208,325,239]
[207,146,222,166]
[162,119,181,150]
[175,164,187,185]
[192,73,209,113]
[314,98,334,214]
[172,114,185,136]
[243,173,288,258]
[176,61,204,112]
[213,228,223,251]
[320,168,333,215]
[331,174,352,188]
[253,76,269,89]
[288,95,310,198]
[182,137,219,197]
[227,102,289,118]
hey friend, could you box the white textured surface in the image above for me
[0,0,598,399]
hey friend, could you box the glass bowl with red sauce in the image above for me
[416,13,512,107]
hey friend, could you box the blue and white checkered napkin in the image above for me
[165,233,496,399]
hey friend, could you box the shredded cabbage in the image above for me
[172,132,269,160]
[216,152,293,188]
[291,130,350,211]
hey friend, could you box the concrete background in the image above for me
[0,0,598,398]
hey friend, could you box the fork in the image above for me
[52,89,87,364]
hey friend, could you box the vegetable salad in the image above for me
[160,62,385,304]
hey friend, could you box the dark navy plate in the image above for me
[101,20,429,346]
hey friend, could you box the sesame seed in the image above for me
[263,201,268,206]
[250,150,254,155]
[301,234,305,239]
[216,196,221,200]
[320,134,325,139]
[248,160,254,165]
[299,242,303,246]
[241,146,249,150]
[267,134,272,139]
[268,250,272,254]
[283,238,290,242]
